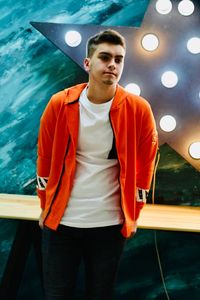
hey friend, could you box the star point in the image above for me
[31,0,200,170]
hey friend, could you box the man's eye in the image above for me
[100,55,110,61]
[115,58,122,64]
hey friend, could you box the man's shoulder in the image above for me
[51,83,87,105]
[124,90,151,112]
[118,85,150,107]
[50,90,67,105]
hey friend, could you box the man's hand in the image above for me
[132,220,138,237]
[39,209,44,229]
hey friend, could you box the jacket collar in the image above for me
[64,82,127,110]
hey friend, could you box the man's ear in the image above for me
[84,58,90,72]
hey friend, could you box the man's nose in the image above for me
[108,58,116,70]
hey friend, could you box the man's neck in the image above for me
[86,83,117,104]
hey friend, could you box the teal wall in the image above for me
[0,0,199,299]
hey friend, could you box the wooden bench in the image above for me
[0,193,200,232]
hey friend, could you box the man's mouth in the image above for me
[104,72,117,76]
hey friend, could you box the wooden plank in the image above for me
[0,194,40,220]
[138,204,200,232]
[0,194,200,232]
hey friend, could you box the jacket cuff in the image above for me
[37,189,46,209]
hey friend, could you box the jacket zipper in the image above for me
[43,136,71,225]
[109,112,125,224]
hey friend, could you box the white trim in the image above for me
[36,174,48,190]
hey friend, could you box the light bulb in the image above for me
[160,115,176,132]
[178,0,194,16]
[65,30,82,47]
[141,34,159,51]
[189,142,200,159]
[156,0,172,15]
[161,71,178,88]
[187,37,200,54]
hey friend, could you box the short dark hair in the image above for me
[86,29,126,57]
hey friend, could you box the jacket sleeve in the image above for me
[36,95,57,209]
[135,102,158,218]
[137,102,158,189]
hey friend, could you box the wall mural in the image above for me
[0,0,200,299]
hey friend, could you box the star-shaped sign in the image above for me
[31,0,200,171]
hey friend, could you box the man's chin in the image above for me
[102,79,115,85]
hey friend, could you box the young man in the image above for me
[37,29,158,300]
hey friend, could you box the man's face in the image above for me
[84,42,125,86]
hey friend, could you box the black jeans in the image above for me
[42,224,126,300]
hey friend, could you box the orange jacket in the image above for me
[37,83,158,238]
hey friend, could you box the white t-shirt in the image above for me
[60,87,124,227]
